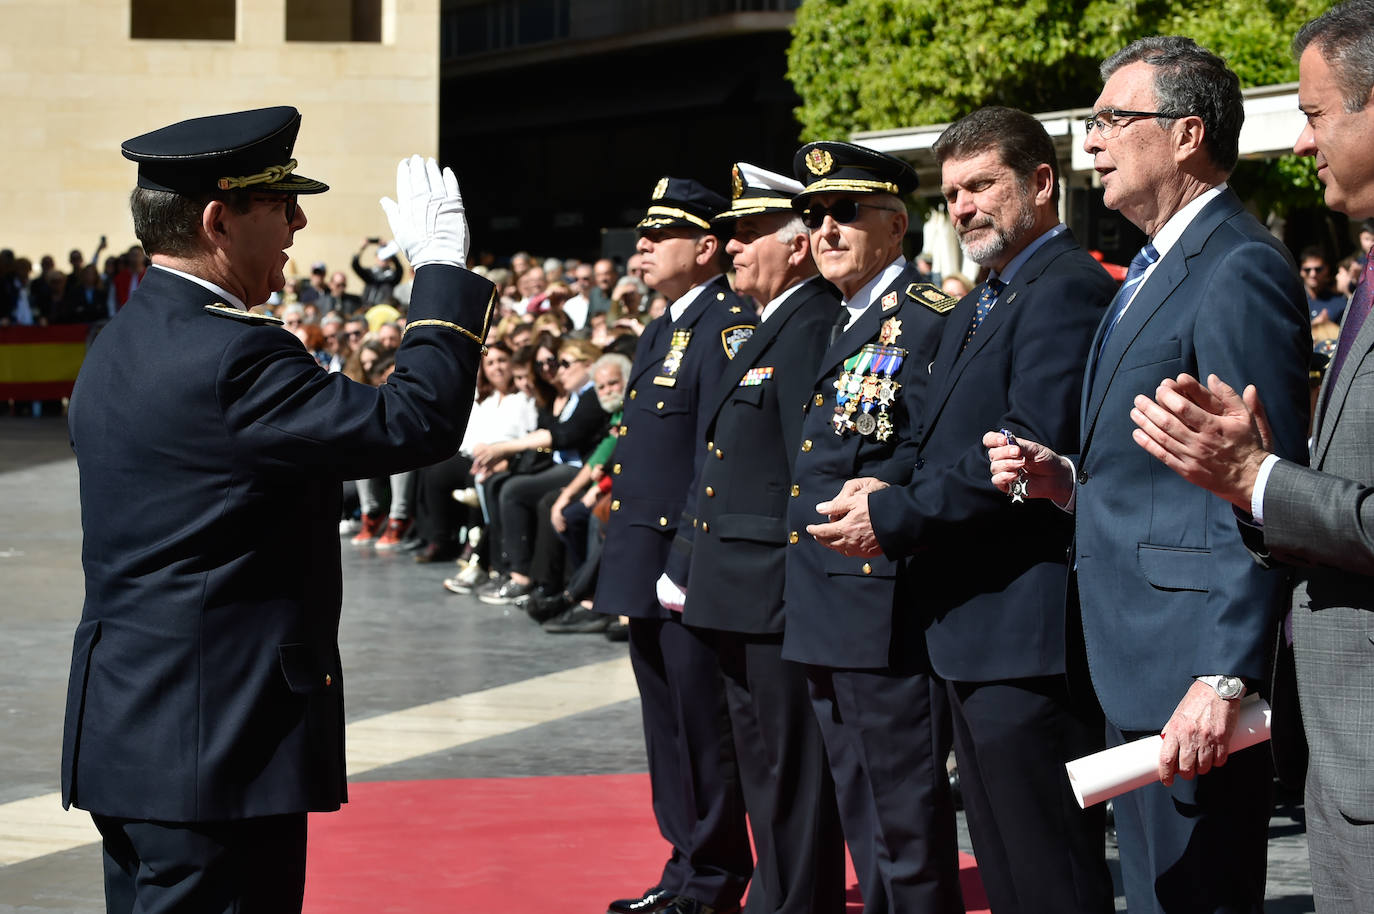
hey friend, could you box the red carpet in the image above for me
[305,774,989,913]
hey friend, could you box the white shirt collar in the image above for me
[1149,183,1226,260]
[843,256,907,329]
[669,275,722,323]
[759,276,817,323]
[150,263,247,310]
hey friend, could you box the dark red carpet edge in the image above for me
[305,773,989,913]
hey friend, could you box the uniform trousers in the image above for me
[93,812,307,914]
[805,663,962,914]
[1106,717,1271,913]
[628,616,752,907]
[709,632,845,914]
[946,676,1113,914]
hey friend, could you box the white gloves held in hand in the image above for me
[655,573,686,613]
[379,155,469,270]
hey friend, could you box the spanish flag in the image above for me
[0,324,89,400]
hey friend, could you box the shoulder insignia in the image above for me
[203,303,284,325]
[721,324,754,359]
[905,282,958,314]
[881,290,899,311]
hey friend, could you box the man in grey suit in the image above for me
[1131,3,1374,909]
[985,36,1312,914]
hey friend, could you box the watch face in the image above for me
[1217,676,1244,700]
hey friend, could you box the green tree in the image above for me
[786,0,1328,212]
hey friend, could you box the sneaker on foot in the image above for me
[350,513,385,545]
[339,517,361,536]
[374,517,416,551]
[478,577,531,605]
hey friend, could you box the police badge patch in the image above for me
[721,324,754,359]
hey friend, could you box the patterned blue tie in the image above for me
[962,278,1004,352]
[1094,243,1159,364]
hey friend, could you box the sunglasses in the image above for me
[249,192,299,223]
[558,358,583,369]
[800,199,897,230]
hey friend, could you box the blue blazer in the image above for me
[1073,189,1311,730]
[782,263,953,669]
[868,229,1113,682]
[61,264,494,821]
[674,277,841,634]
[595,276,756,620]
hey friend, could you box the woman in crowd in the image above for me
[471,338,609,605]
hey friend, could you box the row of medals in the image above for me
[832,342,904,441]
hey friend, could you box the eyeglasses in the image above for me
[1083,108,1186,139]
[538,357,558,369]
[249,192,299,223]
[1301,266,1327,274]
[800,199,899,230]
[558,358,583,369]
[344,329,364,339]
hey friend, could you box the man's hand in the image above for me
[1130,373,1273,511]
[379,155,469,269]
[470,440,510,473]
[806,479,889,558]
[982,430,1075,504]
[550,491,570,533]
[1158,680,1242,785]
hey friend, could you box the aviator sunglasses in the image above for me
[800,199,897,230]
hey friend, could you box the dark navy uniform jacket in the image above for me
[595,276,756,620]
[867,230,1113,682]
[61,264,493,821]
[671,277,840,634]
[781,263,952,669]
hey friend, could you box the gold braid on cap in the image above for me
[217,158,299,191]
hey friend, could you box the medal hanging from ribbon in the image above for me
[655,328,693,387]
[832,342,904,440]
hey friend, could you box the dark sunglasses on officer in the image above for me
[800,198,899,230]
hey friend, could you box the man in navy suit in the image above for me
[60,108,494,914]
[1130,4,1374,908]
[812,107,1116,913]
[986,38,1311,913]
[596,177,756,914]
[661,162,845,914]
[782,141,963,914]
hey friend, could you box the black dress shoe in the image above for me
[543,605,611,633]
[607,887,673,914]
[662,897,739,914]
[603,618,629,642]
[525,589,569,624]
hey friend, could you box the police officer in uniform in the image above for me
[782,142,964,914]
[659,162,846,914]
[60,107,493,914]
[597,178,756,914]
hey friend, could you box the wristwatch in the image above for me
[1199,674,1246,700]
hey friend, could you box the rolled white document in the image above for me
[1065,694,1271,808]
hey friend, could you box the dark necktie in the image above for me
[1093,243,1159,367]
[1327,271,1374,388]
[829,304,850,345]
[961,278,1005,352]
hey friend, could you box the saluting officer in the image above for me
[658,162,846,914]
[782,142,964,914]
[596,178,756,914]
[60,107,493,914]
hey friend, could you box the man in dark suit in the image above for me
[659,162,845,914]
[596,177,756,914]
[60,108,493,914]
[985,38,1311,914]
[811,107,1116,913]
[1130,4,1374,908]
[781,140,963,914]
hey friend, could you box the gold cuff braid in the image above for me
[402,287,495,352]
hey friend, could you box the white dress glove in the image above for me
[655,573,686,613]
[379,155,469,269]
